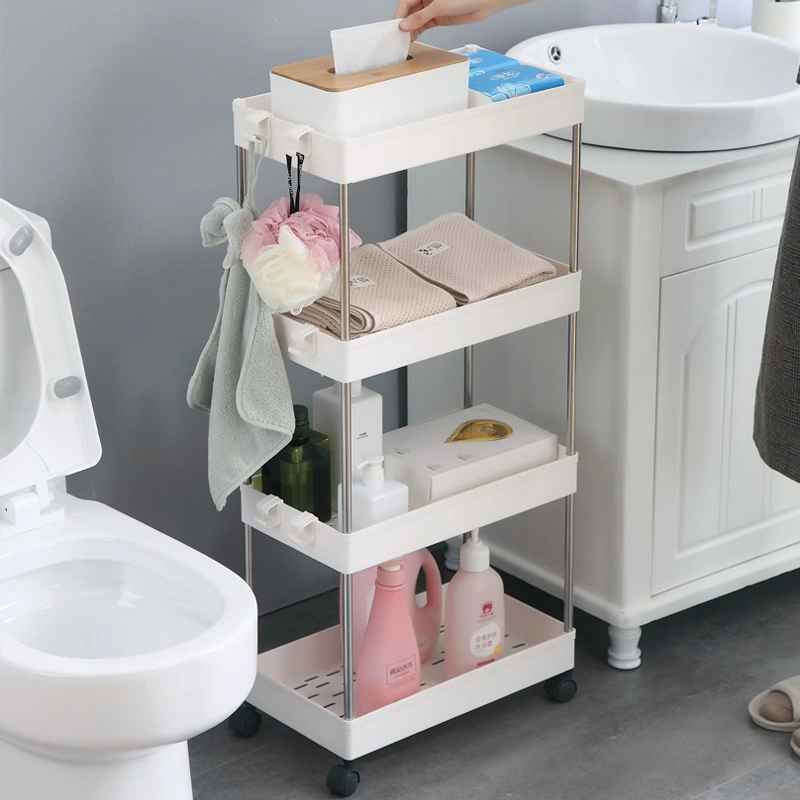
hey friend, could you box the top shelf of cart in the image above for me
[232,75,584,185]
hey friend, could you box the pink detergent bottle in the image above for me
[444,536,506,679]
[405,548,444,663]
[343,549,443,667]
[355,561,421,715]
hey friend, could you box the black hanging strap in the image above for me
[285,152,306,215]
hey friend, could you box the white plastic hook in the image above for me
[245,109,273,147]
[254,495,283,529]
[287,323,317,358]
[289,511,317,546]
[286,124,314,158]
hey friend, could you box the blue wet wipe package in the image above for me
[461,47,521,77]
[469,64,565,102]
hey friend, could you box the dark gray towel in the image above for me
[753,67,800,482]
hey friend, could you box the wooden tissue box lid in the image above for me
[271,42,467,93]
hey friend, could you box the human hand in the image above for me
[395,0,518,40]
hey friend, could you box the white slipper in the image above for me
[792,729,800,758]
[748,676,800,732]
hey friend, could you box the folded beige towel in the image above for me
[290,244,457,337]
[379,212,557,305]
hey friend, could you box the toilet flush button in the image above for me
[51,375,82,399]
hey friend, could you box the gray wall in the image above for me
[0,0,751,613]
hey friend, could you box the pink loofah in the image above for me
[241,194,362,315]
[242,194,361,274]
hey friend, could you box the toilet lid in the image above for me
[0,199,101,497]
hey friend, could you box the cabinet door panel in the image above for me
[653,248,800,593]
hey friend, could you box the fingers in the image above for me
[442,10,491,25]
[394,0,421,20]
[408,18,437,40]
[399,1,441,32]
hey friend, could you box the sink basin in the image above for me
[508,23,800,152]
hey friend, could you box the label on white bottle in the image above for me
[470,622,502,658]
[386,654,418,688]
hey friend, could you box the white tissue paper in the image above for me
[331,19,411,75]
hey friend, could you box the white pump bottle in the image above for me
[444,536,505,679]
[312,380,383,513]
[340,453,408,531]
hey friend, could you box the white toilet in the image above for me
[0,199,259,800]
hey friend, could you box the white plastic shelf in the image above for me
[241,445,577,574]
[247,591,575,761]
[274,264,580,382]
[232,75,584,184]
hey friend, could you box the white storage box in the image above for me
[269,43,469,138]
[383,404,558,509]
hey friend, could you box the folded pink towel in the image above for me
[290,244,457,337]
[379,212,557,305]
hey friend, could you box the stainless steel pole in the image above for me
[564,124,581,632]
[464,151,476,410]
[236,145,247,206]
[464,152,479,545]
[236,145,256,590]
[339,183,356,720]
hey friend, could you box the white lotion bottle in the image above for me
[312,380,383,512]
[340,453,408,531]
[444,536,505,679]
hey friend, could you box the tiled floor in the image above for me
[189,563,800,799]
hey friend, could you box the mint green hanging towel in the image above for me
[187,197,294,510]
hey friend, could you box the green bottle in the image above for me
[261,405,332,522]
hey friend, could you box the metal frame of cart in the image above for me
[230,76,584,794]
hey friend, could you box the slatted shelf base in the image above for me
[247,593,574,760]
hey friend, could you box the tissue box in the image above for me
[270,43,469,138]
[453,45,521,77]
[469,64,565,106]
[382,404,558,509]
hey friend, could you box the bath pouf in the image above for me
[242,194,361,315]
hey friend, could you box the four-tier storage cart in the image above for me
[230,67,584,796]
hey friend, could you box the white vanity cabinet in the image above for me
[654,248,800,595]
[407,135,800,668]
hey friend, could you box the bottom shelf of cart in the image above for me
[247,594,574,761]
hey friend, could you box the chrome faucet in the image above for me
[656,0,678,23]
[656,0,718,23]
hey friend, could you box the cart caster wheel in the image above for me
[326,763,360,797]
[228,703,262,737]
[544,673,577,703]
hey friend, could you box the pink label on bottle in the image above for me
[478,600,496,622]
[386,654,418,688]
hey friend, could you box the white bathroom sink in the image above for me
[508,23,800,152]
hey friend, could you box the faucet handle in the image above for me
[656,0,678,24]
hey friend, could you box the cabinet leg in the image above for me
[607,624,642,670]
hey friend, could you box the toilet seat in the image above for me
[0,200,101,512]
[0,494,257,752]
